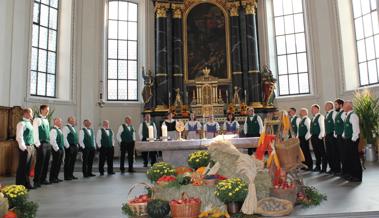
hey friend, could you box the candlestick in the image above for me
[244,90,247,103]
[226,90,229,104]
[168,92,171,106]
[148,125,154,142]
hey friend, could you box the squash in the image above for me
[196,167,206,175]
[175,166,193,175]
[147,199,170,218]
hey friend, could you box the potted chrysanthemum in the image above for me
[215,178,248,214]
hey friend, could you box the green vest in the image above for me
[298,118,308,137]
[22,120,34,145]
[334,110,344,136]
[310,114,321,136]
[325,111,334,135]
[101,128,113,147]
[53,127,64,150]
[344,112,354,140]
[83,128,95,149]
[142,122,152,141]
[246,115,260,136]
[291,116,298,134]
[38,115,50,142]
[121,124,134,143]
[66,125,78,145]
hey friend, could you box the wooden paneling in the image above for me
[0,106,10,141]
[8,106,23,140]
[0,140,18,176]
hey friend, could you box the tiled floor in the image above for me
[1,161,379,218]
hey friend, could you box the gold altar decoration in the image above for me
[226,2,240,17]
[190,68,225,117]
[241,0,258,15]
[172,3,184,19]
[155,2,170,18]
[183,0,232,85]
[176,120,185,140]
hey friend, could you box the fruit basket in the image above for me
[270,182,297,204]
[127,183,152,217]
[169,192,201,218]
[256,197,293,217]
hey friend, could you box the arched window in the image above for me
[352,0,379,86]
[106,0,139,101]
[272,0,310,96]
[30,0,59,97]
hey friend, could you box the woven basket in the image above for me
[270,186,297,204]
[256,197,294,217]
[170,192,201,218]
[127,182,153,217]
[276,138,302,171]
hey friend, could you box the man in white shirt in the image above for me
[310,104,327,173]
[138,113,157,167]
[79,119,96,178]
[324,101,337,174]
[62,116,79,180]
[15,108,36,189]
[97,120,115,176]
[342,101,362,182]
[298,108,313,170]
[33,104,52,187]
[243,107,263,155]
[49,117,64,183]
[334,98,345,176]
[117,116,136,173]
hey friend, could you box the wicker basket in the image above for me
[170,192,201,218]
[256,197,294,217]
[276,138,302,171]
[270,186,297,204]
[127,182,152,217]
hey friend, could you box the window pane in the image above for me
[295,33,306,52]
[118,40,127,59]
[119,2,128,21]
[284,15,294,34]
[294,14,304,33]
[287,54,297,73]
[361,0,370,15]
[108,20,118,39]
[283,0,293,15]
[279,75,289,95]
[128,3,138,21]
[128,41,137,60]
[368,60,378,83]
[108,40,117,59]
[292,0,303,14]
[289,74,299,94]
[276,36,286,55]
[352,0,362,18]
[357,39,366,62]
[355,17,364,40]
[366,37,375,60]
[372,0,377,10]
[118,60,127,79]
[32,25,39,47]
[373,12,379,34]
[128,22,137,40]
[49,8,58,29]
[375,35,379,58]
[40,4,49,27]
[108,80,118,100]
[128,80,137,100]
[128,61,137,79]
[363,14,373,37]
[48,30,56,51]
[33,3,40,23]
[50,0,58,8]
[273,0,284,16]
[119,21,127,40]
[359,63,369,85]
[38,49,47,72]
[277,55,287,75]
[37,73,46,95]
[297,53,308,72]
[299,73,309,93]
[46,74,55,97]
[286,34,296,54]
[118,80,127,100]
[108,1,118,20]
[30,71,37,95]
[41,0,49,4]
[31,48,38,71]
[275,17,284,35]
[39,27,48,49]
[108,60,118,79]
[47,52,56,74]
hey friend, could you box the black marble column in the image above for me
[155,3,169,109]
[172,4,184,100]
[239,8,249,104]
[244,2,262,106]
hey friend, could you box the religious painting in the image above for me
[184,2,231,83]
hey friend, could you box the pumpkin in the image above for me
[3,211,17,218]
[147,199,170,218]
[196,167,206,175]
[175,166,193,175]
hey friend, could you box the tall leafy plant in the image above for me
[353,90,379,144]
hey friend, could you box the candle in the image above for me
[148,125,154,141]
[226,90,229,104]
[162,123,168,140]
[244,90,247,103]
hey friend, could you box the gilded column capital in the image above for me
[241,0,258,15]
[171,3,184,19]
[155,2,170,18]
[226,2,240,17]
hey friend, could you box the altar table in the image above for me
[135,136,259,166]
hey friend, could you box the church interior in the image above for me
[1,0,379,217]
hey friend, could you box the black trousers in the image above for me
[142,151,157,167]
[34,142,51,184]
[120,141,135,171]
[16,146,34,188]
[247,133,260,155]
[337,135,347,175]
[99,146,114,174]
[64,144,79,179]
[50,149,63,181]
[344,138,362,180]
[82,148,95,177]
[311,136,327,170]
[299,136,313,169]
[325,134,340,173]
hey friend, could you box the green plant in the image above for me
[31,105,55,125]
[353,90,379,144]
[215,178,248,203]
[147,199,170,218]
[121,203,136,217]
[1,185,38,218]
[146,162,176,183]
[297,186,327,207]
[14,200,39,218]
[187,151,211,170]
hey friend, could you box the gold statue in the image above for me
[174,88,183,108]
[233,86,241,106]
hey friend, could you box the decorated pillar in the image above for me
[242,0,262,107]
[154,2,170,110]
[227,2,243,104]
[171,3,184,103]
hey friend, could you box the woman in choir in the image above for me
[223,113,240,135]
[204,115,220,139]
[184,113,202,139]
[162,112,177,140]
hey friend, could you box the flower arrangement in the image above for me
[187,151,211,170]
[1,185,38,218]
[297,186,327,207]
[215,178,248,203]
[147,162,176,182]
